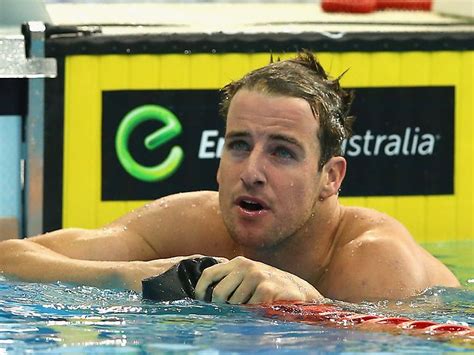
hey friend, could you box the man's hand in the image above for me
[116,255,210,292]
[194,256,324,304]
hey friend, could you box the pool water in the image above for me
[0,241,472,353]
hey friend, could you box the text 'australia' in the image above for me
[342,127,438,157]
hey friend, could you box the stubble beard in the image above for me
[221,201,318,255]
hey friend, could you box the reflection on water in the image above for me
[0,240,472,353]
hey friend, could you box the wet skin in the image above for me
[0,90,460,304]
[216,89,325,250]
[194,89,459,303]
[196,89,340,303]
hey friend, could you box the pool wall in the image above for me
[38,16,473,244]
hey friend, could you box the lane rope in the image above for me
[257,303,473,344]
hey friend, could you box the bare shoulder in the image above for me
[337,206,411,243]
[319,206,459,302]
[109,191,236,259]
[110,190,221,227]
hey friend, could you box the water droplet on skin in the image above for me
[354,214,358,219]
[123,226,128,231]
[290,182,294,187]
[191,204,196,208]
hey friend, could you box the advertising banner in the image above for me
[102,89,223,201]
[101,86,454,200]
[42,42,472,242]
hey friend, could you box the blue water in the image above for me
[0,241,472,353]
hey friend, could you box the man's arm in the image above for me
[0,236,199,291]
[0,191,232,291]
[19,227,158,261]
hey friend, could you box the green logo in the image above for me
[115,104,184,182]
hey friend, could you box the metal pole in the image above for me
[1,21,56,238]
[25,22,47,236]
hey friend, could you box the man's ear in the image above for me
[320,156,346,199]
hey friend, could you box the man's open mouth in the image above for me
[240,200,264,211]
[236,197,269,213]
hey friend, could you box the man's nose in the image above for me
[240,150,267,188]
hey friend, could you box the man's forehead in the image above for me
[229,89,316,118]
[225,130,302,143]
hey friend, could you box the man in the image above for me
[0,51,459,304]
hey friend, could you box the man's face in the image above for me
[217,89,324,250]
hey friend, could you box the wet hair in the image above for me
[219,50,355,169]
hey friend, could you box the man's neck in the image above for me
[242,198,345,284]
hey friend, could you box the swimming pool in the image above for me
[1,241,472,353]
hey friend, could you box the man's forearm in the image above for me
[0,239,140,290]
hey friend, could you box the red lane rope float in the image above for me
[256,303,474,345]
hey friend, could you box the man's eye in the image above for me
[272,147,295,160]
[227,140,250,152]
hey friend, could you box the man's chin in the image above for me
[223,215,282,249]
[229,230,277,250]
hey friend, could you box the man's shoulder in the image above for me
[146,190,222,226]
[160,190,219,204]
[322,207,434,301]
[127,190,235,258]
[146,190,220,214]
[336,206,418,269]
[338,206,412,246]
[341,205,400,223]
[172,190,221,219]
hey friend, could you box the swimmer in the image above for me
[0,51,459,304]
